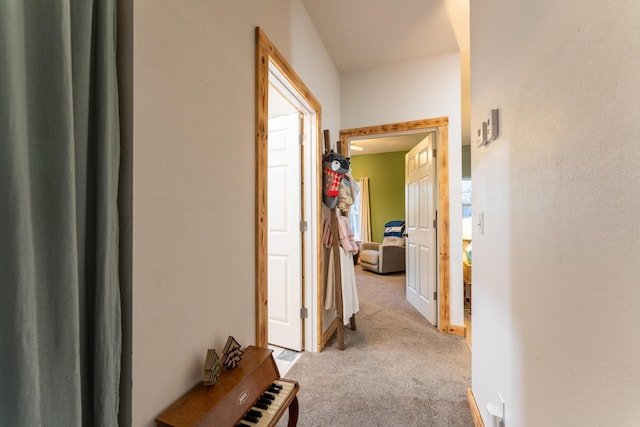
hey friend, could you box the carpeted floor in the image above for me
[277,266,473,427]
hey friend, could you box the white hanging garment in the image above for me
[324,246,359,325]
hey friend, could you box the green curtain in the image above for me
[0,0,121,426]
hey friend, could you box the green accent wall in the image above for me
[350,151,407,243]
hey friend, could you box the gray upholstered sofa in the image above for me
[359,236,406,274]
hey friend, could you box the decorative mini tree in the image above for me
[222,336,244,370]
[202,349,222,386]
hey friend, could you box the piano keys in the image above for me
[237,379,297,426]
[156,346,299,427]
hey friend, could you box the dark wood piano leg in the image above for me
[286,395,299,427]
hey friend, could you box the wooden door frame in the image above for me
[255,27,324,349]
[340,118,458,334]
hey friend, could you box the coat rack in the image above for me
[323,130,356,351]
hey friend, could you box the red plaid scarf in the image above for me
[324,168,342,196]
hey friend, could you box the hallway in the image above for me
[277,266,472,426]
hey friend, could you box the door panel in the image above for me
[405,134,437,325]
[268,112,303,351]
[268,256,288,321]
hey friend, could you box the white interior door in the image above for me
[268,112,303,351]
[405,133,437,325]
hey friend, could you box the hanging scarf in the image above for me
[323,167,342,196]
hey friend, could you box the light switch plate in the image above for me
[476,122,487,146]
[487,109,499,141]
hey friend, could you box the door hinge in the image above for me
[299,133,305,146]
[433,219,437,229]
[300,307,308,319]
[432,148,437,158]
[299,220,308,232]
[433,291,438,301]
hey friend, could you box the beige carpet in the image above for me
[277,266,473,426]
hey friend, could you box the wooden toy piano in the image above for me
[156,346,299,427]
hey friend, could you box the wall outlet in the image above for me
[487,392,506,425]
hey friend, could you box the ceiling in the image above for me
[350,133,430,156]
[302,0,465,155]
[302,0,461,73]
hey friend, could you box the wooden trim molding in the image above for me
[340,118,453,334]
[255,28,269,349]
[447,324,466,337]
[436,124,451,334]
[255,27,323,349]
[322,317,338,348]
[467,388,485,427]
[340,117,449,139]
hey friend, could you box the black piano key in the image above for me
[255,401,269,410]
[243,414,260,423]
[247,409,263,418]
[271,383,283,390]
[262,392,275,401]
[267,386,280,394]
[258,398,271,406]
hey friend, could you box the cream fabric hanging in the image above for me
[359,177,372,242]
[324,246,359,325]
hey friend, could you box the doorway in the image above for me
[340,118,460,335]
[256,28,323,352]
[266,71,311,351]
[462,169,472,347]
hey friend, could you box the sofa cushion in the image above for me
[359,250,379,266]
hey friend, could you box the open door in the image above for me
[256,28,323,351]
[405,133,438,325]
[267,112,303,351]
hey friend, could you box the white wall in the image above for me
[130,1,340,425]
[341,54,465,327]
[445,0,471,146]
[470,1,640,425]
